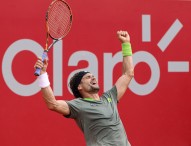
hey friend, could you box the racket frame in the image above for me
[34,0,72,76]
[45,0,73,52]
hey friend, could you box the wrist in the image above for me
[37,72,50,88]
[122,42,132,56]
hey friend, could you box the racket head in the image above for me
[46,0,73,40]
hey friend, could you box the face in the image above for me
[78,73,100,94]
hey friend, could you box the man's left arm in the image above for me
[115,30,134,101]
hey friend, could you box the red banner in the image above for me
[0,0,191,146]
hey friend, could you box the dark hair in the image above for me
[69,71,89,98]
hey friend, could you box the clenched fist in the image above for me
[117,30,130,43]
[34,57,48,75]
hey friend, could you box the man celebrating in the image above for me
[34,30,134,146]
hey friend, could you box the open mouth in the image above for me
[90,81,97,85]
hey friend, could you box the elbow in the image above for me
[46,102,57,111]
[47,105,55,111]
[123,69,134,80]
[130,70,134,78]
[127,69,134,79]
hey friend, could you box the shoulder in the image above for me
[64,98,84,119]
[66,98,83,106]
[102,86,118,103]
[103,86,117,96]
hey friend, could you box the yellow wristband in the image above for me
[122,42,132,56]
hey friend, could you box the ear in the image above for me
[78,84,82,90]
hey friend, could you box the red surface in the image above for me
[0,0,191,146]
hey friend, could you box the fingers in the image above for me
[34,57,48,69]
[43,58,48,65]
[34,58,43,69]
[117,30,130,43]
[117,30,128,37]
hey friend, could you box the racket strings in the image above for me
[47,1,72,39]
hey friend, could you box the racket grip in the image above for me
[34,51,48,76]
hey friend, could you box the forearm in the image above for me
[123,56,134,77]
[41,86,57,110]
[38,72,57,110]
[122,43,134,77]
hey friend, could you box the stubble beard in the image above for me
[90,84,100,93]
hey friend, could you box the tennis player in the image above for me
[34,30,133,146]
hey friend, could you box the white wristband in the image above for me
[37,72,50,88]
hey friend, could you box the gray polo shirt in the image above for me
[66,86,130,146]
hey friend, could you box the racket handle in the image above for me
[34,51,48,76]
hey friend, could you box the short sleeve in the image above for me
[64,99,82,119]
[102,86,118,105]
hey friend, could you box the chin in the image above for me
[90,85,100,92]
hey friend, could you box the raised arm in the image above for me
[34,58,70,116]
[115,30,134,101]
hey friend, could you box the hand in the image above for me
[34,57,48,75]
[117,30,130,43]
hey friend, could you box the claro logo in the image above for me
[2,15,187,97]
[2,39,159,97]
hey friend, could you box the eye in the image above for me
[86,75,91,79]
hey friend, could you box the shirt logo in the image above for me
[90,103,98,106]
[107,97,112,103]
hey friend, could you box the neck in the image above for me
[82,93,100,100]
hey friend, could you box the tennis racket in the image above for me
[34,0,72,76]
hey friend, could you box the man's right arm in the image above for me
[34,57,70,116]
[41,86,70,116]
